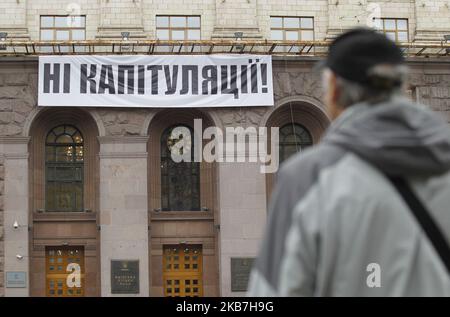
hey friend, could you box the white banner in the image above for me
[38,55,274,108]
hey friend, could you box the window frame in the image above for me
[160,124,201,212]
[156,15,201,41]
[39,15,86,41]
[45,124,85,213]
[373,17,409,43]
[270,16,315,42]
[278,123,313,163]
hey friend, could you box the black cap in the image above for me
[322,28,405,86]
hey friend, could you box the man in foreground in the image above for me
[248,28,450,296]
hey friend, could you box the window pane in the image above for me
[41,16,54,28]
[65,126,76,135]
[46,146,55,161]
[171,16,186,28]
[301,17,313,29]
[75,146,84,162]
[157,16,169,28]
[47,167,55,182]
[56,134,73,143]
[384,19,396,30]
[397,19,408,31]
[282,145,300,160]
[270,30,283,40]
[279,124,312,163]
[55,146,74,162]
[56,30,70,40]
[67,16,85,28]
[385,32,396,41]
[73,132,83,143]
[46,125,85,211]
[54,126,65,135]
[55,16,69,28]
[270,17,282,28]
[72,29,85,40]
[156,29,169,40]
[187,30,200,40]
[41,30,54,41]
[284,17,300,28]
[397,31,408,42]
[161,126,200,211]
[46,182,83,211]
[171,30,185,40]
[301,30,314,41]
[285,31,298,41]
[54,167,77,181]
[46,183,56,211]
[187,16,200,28]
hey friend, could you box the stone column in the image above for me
[0,0,29,40]
[0,137,30,297]
[96,0,147,39]
[218,160,267,296]
[212,0,262,39]
[98,136,149,297]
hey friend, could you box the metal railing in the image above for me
[0,39,449,57]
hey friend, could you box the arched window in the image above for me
[279,123,313,163]
[45,124,84,212]
[160,125,200,211]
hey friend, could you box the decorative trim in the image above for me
[33,211,97,222]
[0,136,30,144]
[32,243,98,251]
[22,107,105,138]
[4,153,29,159]
[98,152,148,159]
[150,211,214,221]
[143,108,224,137]
[260,94,329,127]
[98,136,149,144]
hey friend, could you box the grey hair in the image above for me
[331,64,408,108]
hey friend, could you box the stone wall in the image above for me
[2,58,450,138]
[408,62,450,123]
[0,64,37,136]
[1,57,450,297]
[0,0,449,41]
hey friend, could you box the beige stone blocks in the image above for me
[0,0,447,42]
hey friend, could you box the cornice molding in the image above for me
[0,136,31,144]
[97,136,149,144]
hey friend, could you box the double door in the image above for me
[46,246,85,297]
[163,245,203,297]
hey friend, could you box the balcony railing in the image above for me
[0,39,449,57]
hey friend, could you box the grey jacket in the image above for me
[248,96,450,296]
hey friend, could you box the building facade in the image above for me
[0,0,450,297]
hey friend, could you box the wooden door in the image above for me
[163,245,203,297]
[46,246,85,297]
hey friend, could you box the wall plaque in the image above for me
[111,260,139,294]
[231,257,255,292]
[6,272,27,288]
